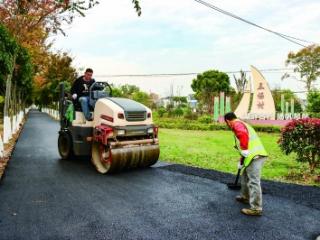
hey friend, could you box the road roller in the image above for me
[58,82,159,173]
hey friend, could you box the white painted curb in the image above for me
[0,134,4,158]
[3,116,11,144]
[12,115,17,134]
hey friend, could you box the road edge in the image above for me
[0,114,28,183]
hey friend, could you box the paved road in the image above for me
[0,110,319,240]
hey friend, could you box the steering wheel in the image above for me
[89,81,113,100]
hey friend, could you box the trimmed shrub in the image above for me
[155,118,280,133]
[309,112,320,118]
[279,118,320,173]
[198,114,212,124]
[183,108,198,120]
[252,124,280,133]
[174,107,184,117]
[157,107,166,118]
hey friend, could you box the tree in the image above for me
[191,70,231,113]
[306,91,320,116]
[34,51,77,107]
[0,1,140,39]
[284,44,320,92]
[110,85,123,98]
[109,84,152,107]
[132,91,151,107]
[120,84,140,97]
[132,0,142,16]
[271,88,302,113]
[0,0,141,109]
[0,24,34,130]
[0,24,18,92]
[0,1,98,38]
[0,24,19,117]
[229,88,241,111]
[0,1,88,115]
[233,70,248,94]
[232,70,248,111]
[13,46,34,109]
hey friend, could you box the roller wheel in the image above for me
[58,131,74,160]
[91,142,160,174]
[91,142,111,174]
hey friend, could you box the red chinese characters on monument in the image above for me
[257,82,265,109]
[257,92,264,99]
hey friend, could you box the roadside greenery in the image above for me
[0,0,141,113]
[306,91,320,117]
[279,118,320,173]
[284,44,320,92]
[34,52,77,108]
[272,88,302,113]
[0,24,34,117]
[191,70,232,114]
[112,84,153,108]
[154,116,281,133]
[159,128,320,185]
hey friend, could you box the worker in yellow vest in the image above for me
[224,112,268,216]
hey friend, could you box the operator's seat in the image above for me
[72,111,94,126]
[72,97,94,126]
[72,99,82,111]
[72,98,94,111]
[71,82,110,126]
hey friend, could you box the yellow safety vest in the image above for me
[234,120,268,167]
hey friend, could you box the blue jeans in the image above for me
[79,96,92,120]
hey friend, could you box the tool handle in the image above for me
[240,156,245,165]
[234,169,241,185]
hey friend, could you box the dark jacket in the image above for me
[71,76,95,97]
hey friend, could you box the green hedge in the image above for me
[309,112,320,118]
[154,117,281,133]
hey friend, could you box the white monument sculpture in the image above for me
[235,66,276,120]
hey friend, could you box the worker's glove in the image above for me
[240,150,249,158]
[72,93,77,100]
[238,162,244,170]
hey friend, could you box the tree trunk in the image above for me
[3,54,17,143]
[3,74,12,143]
[4,74,12,117]
[3,54,16,117]
[306,80,311,92]
[12,82,18,132]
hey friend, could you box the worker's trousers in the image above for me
[240,156,267,211]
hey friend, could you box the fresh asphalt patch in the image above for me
[0,110,319,240]
[161,164,320,211]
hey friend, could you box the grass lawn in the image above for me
[159,128,320,186]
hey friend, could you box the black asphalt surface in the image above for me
[0,110,319,240]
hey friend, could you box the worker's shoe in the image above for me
[241,208,262,216]
[235,195,249,204]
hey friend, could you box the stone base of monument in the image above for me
[247,119,291,127]
[217,118,292,127]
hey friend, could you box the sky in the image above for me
[53,0,320,99]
